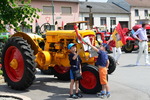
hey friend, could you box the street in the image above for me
[0,52,150,100]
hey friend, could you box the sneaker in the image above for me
[75,93,83,98]
[69,94,78,99]
[116,61,119,65]
[97,92,106,99]
[135,62,140,66]
[106,93,110,98]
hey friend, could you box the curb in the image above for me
[0,92,32,100]
[0,76,31,100]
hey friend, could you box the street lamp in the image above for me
[51,0,54,25]
[86,5,93,29]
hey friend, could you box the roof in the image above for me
[33,0,79,2]
[79,2,129,14]
[53,0,79,2]
[125,0,150,7]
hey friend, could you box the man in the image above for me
[133,23,150,66]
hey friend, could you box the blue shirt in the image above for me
[133,28,148,41]
[96,50,108,67]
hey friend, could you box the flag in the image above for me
[111,23,126,48]
[74,25,86,44]
[131,29,135,35]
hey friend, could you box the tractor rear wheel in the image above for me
[79,65,101,94]
[2,37,36,90]
[108,55,116,74]
[53,65,70,81]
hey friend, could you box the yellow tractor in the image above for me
[1,27,116,94]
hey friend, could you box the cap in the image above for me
[96,43,107,48]
[68,43,76,49]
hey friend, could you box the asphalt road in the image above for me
[0,52,150,100]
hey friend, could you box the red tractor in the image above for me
[94,27,112,53]
[121,28,138,53]
[122,24,150,53]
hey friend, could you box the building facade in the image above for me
[22,0,79,33]
[108,0,150,28]
[79,2,130,31]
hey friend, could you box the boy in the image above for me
[86,42,110,99]
[68,43,83,99]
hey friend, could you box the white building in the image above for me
[108,0,150,28]
[79,2,130,32]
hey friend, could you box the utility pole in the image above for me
[52,0,54,25]
[86,5,93,29]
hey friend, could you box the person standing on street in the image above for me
[86,42,110,99]
[68,43,83,99]
[107,35,122,65]
[133,23,150,66]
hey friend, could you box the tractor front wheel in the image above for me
[79,65,101,94]
[2,37,36,90]
[53,65,70,81]
[108,55,116,74]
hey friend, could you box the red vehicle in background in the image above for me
[94,27,112,53]
[122,24,150,53]
[121,28,139,53]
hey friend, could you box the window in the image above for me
[145,10,148,16]
[20,25,32,33]
[43,6,53,14]
[135,9,139,16]
[61,7,72,14]
[85,17,94,25]
[100,17,106,25]
[110,17,116,25]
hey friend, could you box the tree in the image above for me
[0,0,40,32]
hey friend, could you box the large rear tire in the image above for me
[2,37,36,90]
[108,55,116,74]
[79,65,101,94]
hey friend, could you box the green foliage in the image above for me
[0,0,41,31]
[0,70,3,75]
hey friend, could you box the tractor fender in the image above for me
[124,36,135,41]
[11,32,43,55]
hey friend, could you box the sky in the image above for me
[79,0,108,2]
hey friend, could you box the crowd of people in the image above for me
[67,23,150,99]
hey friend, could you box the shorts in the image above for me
[99,67,108,85]
[70,70,74,80]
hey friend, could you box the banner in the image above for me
[74,25,86,44]
[111,23,126,48]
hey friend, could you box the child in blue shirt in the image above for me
[86,42,110,99]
